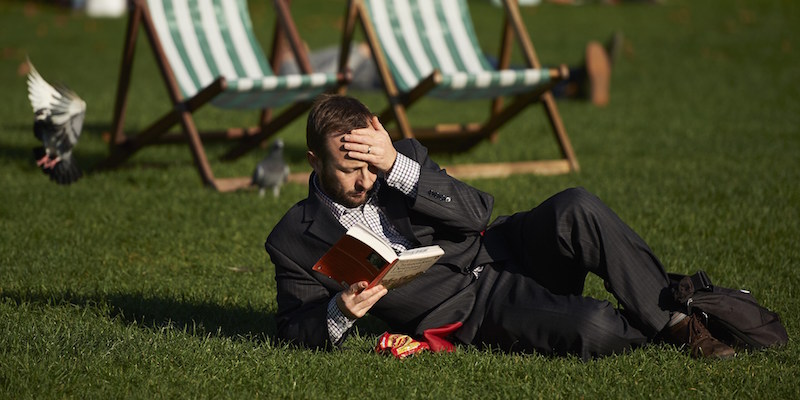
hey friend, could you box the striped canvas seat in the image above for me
[363,0,551,100]
[148,0,339,109]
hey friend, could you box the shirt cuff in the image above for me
[327,297,356,346]
[385,152,420,197]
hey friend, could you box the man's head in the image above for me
[307,94,373,160]
[306,94,378,208]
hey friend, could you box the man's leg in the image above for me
[473,263,650,359]
[500,187,674,336]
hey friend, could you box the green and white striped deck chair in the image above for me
[102,0,347,191]
[340,0,578,174]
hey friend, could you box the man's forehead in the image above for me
[327,118,372,136]
[325,131,347,151]
[324,133,366,167]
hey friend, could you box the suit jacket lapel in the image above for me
[303,173,346,246]
[378,181,420,247]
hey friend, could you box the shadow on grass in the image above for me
[2,288,390,346]
[3,288,277,342]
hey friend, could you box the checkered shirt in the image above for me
[314,153,420,345]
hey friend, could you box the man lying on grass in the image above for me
[264,94,733,360]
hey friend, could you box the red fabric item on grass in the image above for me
[375,322,463,359]
[422,322,462,352]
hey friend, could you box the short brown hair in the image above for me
[306,94,373,160]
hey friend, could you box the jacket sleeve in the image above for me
[395,139,494,234]
[266,238,334,349]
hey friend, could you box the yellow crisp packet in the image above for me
[375,332,429,359]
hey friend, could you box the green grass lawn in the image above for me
[1,0,799,398]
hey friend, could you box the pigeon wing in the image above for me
[26,62,62,115]
[53,85,86,139]
[26,62,86,154]
[49,85,86,152]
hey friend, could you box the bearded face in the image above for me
[310,133,378,208]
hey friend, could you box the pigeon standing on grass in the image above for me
[251,139,290,197]
[26,60,86,185]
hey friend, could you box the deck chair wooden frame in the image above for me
[338,0,579,176]
[97,0,348,191]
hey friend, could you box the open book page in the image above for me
[377,245,444,289]
[344,223,397,264]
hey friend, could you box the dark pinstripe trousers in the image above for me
[470,187,675,359]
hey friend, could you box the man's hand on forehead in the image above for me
[342,116,398,173]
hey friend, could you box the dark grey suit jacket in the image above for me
[265,139,509,348]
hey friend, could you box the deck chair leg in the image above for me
[109,2,143,148]
[97,76,226,169]
[337,0,360,94]
[388,101,414,139]
[501,0,579,172]
[479,90,547,140]
[94,108,180,170]
[260,109,272,132]
[540,92,579,172]
[177,108,217,187]
[376,100,413,140]
[378,71,440,140]
[477,85,579,172]
[273,0,313,74]
[489,13,516,143]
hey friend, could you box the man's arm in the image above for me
[399,138,494,233]
[268,229,387,348]
[268,240,333,348]
[345,117,494,234]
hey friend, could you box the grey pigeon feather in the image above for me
[251,139,290,197]
[27,59,86,185]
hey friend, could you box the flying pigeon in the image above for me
[251,139,290,197]
[26,59,86,185]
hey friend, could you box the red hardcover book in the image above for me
[312,223,444,290]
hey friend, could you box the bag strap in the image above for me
[690,270,713,291]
